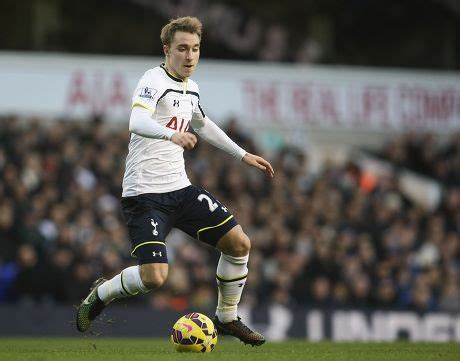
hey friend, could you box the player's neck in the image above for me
[162,63,187,82]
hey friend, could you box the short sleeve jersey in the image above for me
[122,65,206,196]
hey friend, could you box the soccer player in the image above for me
[76,16,274,346]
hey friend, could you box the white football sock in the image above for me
[97,265,149,304]
[215,253,249,323]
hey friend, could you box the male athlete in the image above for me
[76,16,274,346]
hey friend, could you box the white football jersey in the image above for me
[122,65,205,196]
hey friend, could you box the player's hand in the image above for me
[242,153,275,177]
[171,132,197,150]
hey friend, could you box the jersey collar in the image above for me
[161,63,184,83]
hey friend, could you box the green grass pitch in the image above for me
[0,338,459,361]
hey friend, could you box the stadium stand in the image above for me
[1,115,458,314]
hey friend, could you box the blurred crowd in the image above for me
[378,132,460,186]
[0,116,459,314]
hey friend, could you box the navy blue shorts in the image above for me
[121,185,238,264]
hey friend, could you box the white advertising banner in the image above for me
[0,51,459,131]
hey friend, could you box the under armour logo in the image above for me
[173,100,180,107]
[221,206,228,212]
[150,218,158,236]
[238,283,244,287]
[152,251,162,257]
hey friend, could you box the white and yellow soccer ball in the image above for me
[171,312,218,352]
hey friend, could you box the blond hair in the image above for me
[160,16,202,46]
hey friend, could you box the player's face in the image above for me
[164,31,200,80]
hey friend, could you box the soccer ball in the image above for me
[171,312,218,352]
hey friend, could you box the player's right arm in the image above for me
[129,71,197,149]
[129,106,174,139]
[130,107,197,149]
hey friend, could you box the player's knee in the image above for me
[234,233,251,255]
[142,272,167,289]
[140,263,168,290]
[218,227,251,256]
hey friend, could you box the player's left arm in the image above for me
[241,152,274,178]
[191,115,274,177]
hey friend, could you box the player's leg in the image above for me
[176,185,265,345]
[76,194,172,332]
[214,225,250,322]
[76,263,168,332]
[96,262,168,303]
[75,265,151,332]
[213,226,265,346]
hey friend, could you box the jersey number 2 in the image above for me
[197,194,218,212]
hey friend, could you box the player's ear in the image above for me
[163,45,169,57]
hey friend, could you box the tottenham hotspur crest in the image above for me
[151,218,158,236]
